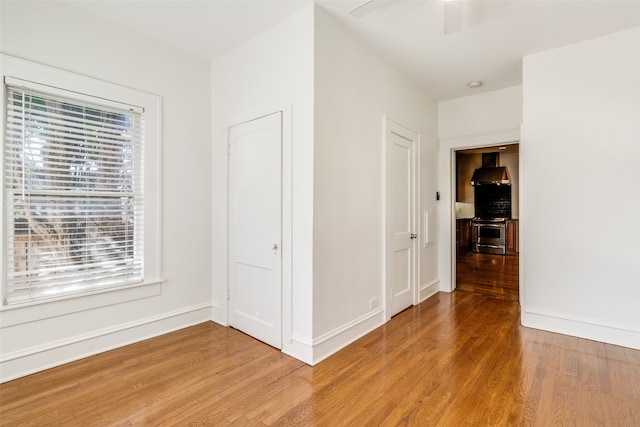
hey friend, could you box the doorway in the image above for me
[227,112,283,348]
[454,144,519,301]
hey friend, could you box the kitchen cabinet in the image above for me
[506,219,519,255]
[456,219,472,253]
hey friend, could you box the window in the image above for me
[1,55,162,308]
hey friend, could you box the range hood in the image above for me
[470,153,510,186]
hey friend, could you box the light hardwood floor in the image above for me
[1,292,638,426]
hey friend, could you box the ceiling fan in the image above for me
[349,0,464,35]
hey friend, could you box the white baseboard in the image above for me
[210,304,227,326]
[0,303,211,383]
[285,290,445,367]
[522,309,640,350]
[309,307,385,365]
[282,334,314,365]
[284,308,385,366]
[420,279,440,302]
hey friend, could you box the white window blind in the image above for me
[3,78,144,304]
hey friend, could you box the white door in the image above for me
[386,118,417,318]
[228,112,282,348]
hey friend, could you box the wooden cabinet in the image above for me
[506,219,519,255]
[456,219,472,253]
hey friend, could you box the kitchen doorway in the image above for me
[454,144,519,301]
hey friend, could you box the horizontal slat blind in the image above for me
[4,82,144,304]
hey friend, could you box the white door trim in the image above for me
[384,116,420,321]
[437,127,521,294]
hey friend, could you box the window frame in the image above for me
[0,54,162,321]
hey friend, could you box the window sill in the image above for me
[0,280,164,328]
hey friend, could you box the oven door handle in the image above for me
[473,223,503,228]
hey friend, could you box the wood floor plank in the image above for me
[456,252,519,301]
[1,292,639,426]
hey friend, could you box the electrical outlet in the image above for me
[369,298,378,309]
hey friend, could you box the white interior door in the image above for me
[228,112,282,348]
[386,118,417,318]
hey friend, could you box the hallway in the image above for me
[456,252,519,301]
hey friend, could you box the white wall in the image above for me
[211,5,439,365]
[437,87,522,292]
[439,86,523,139]
[0,2,212,381]
[521,27,640,349]
[210,5,315,362]
[312,8,439,361]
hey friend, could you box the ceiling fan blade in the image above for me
[349,0,394,19]
[444,0,463,35]
[349,0,378,18]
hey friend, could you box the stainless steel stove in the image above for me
[471,218,506,255]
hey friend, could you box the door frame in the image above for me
[384,116,420,321]
[219,107,293,346]
[437,127,521,298]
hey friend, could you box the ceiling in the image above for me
[68,0,640,101]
